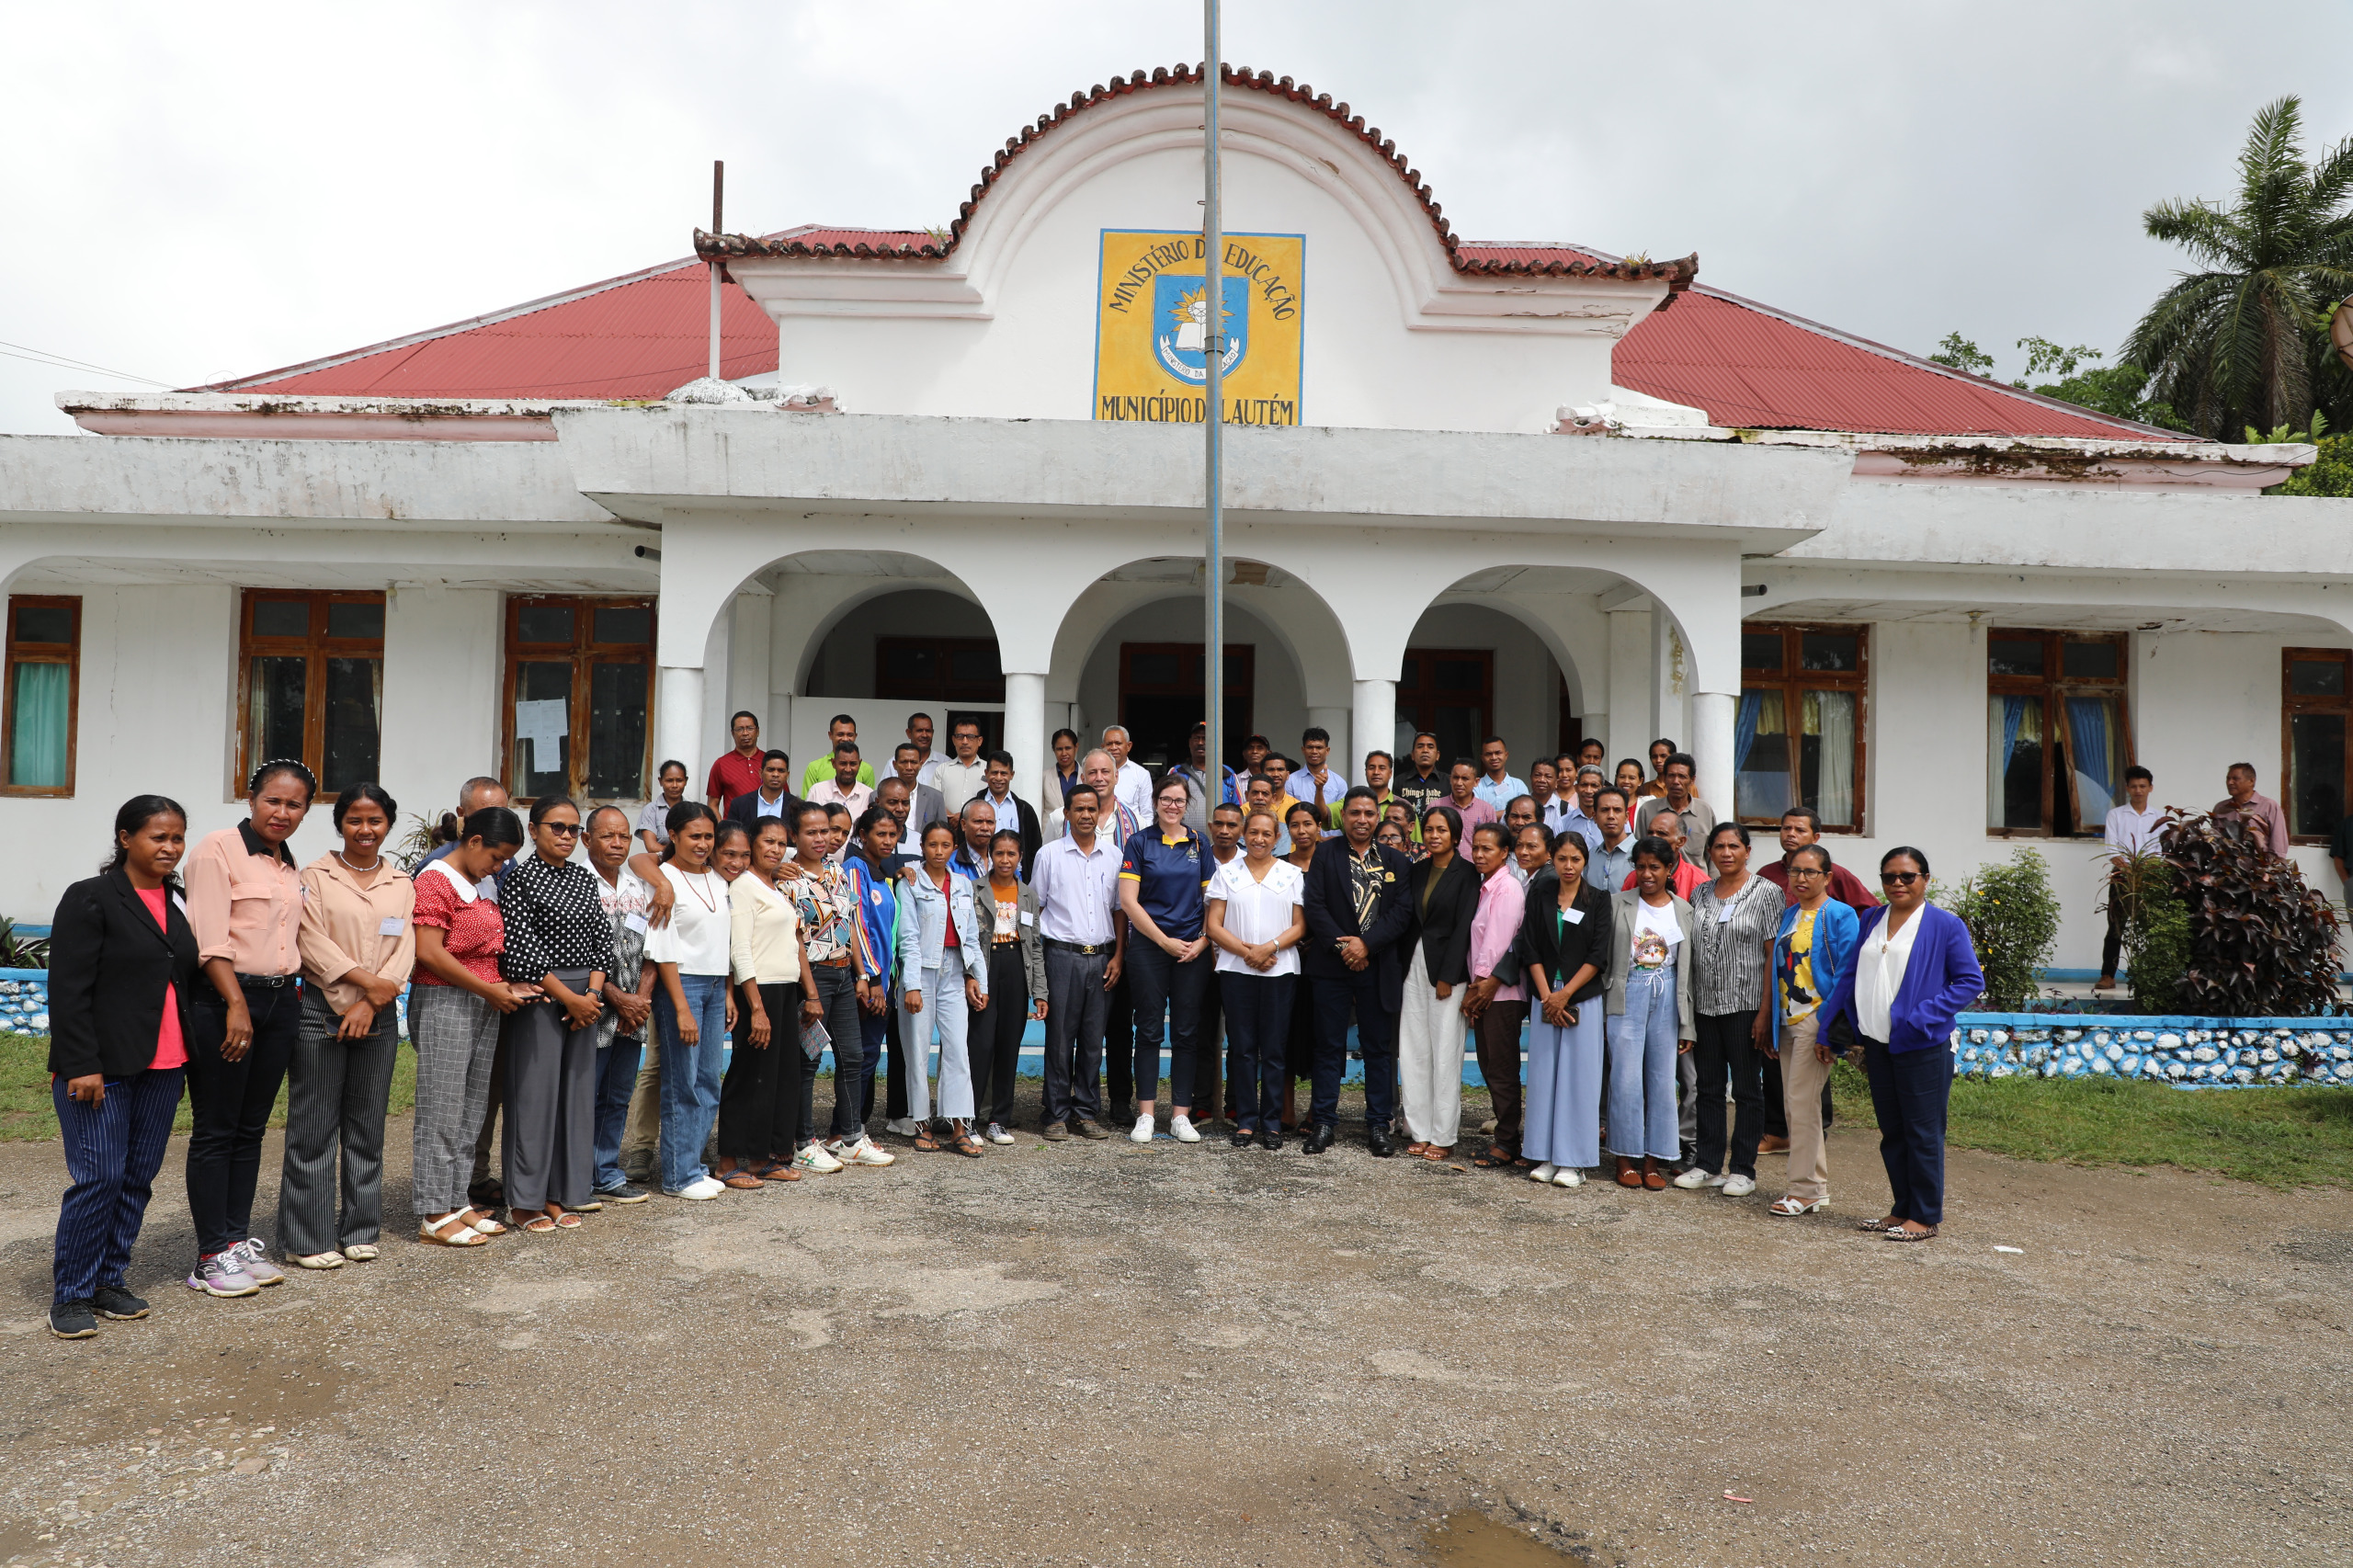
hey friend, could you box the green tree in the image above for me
[1927,332,1994,377]
[2013,336,2191,430]
[2279,431,2353,494]
[2122,97,2353,439]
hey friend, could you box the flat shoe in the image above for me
[1884,1223,1938,1243]
[722,1172,765,1190]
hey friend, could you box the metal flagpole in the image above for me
[1201,6,1224,796]
[709,160,724,381]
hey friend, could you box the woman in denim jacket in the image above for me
[896,821,991,1156]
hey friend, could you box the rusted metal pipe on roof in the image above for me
[709,160,725,382]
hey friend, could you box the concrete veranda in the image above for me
[0,1096,2346,1567]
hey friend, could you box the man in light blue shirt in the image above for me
[1472,736,1529,814]
[1552,763,1602,851]
[1584,786,1634,893]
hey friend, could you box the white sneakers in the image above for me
[1671,1166,1715,1190]
[1528,1162,1557,1184]
[885,1117,919,1137]
[830,1135,896,1166]
[1129,1114,1154,1143]
[794,1142,846,1175]
[1721,1174,1757,1197]
[1552,1166,1584,1187]
[676,1176,724,1200]
[984,1122,1017,1145]
[1170,1114,1200,1144]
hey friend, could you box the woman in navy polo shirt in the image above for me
[1119,774,1214,1145]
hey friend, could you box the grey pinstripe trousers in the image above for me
[409,985,501,1215]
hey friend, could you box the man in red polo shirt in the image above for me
[705,710,765,811]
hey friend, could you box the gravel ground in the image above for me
[0,1093,2347,1568]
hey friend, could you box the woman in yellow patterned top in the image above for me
[1762,845,1860,1216]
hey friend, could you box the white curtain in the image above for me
[1811,690,1854,827]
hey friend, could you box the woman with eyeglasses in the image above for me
[1822,846,1984,1242]
[496,797,615,1233]
[1762,844,1859,1217]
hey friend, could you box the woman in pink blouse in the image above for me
[1460,824,1529,1169]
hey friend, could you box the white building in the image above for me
[1,63,2336,975]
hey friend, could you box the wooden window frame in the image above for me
[235,590,384,802]
[2281,646,2353,845]
[1737,621,1869,835]
[1984,628,2131,839]
[0,595,79,797]
[498,595,658,805]
[1396,647,1495,768]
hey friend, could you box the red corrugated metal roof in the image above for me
[205,256,779,399]
[204,233,2183,440]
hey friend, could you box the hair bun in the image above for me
[434,811,460,844]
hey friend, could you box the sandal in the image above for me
[1884,1223,1938,1243]
[913,1123,944,1153]
[513,1210,557,1234]
[756,1161,801,1183]
[549,1206,582,1230]
[466,1208,507,1236]
[722,1171,765,1191]
[1768,1196,1827,1217]
[419,1212,487,1247]
[1470,1146,1515,1168]
[951,1121,984,1159]
[1421,1144,1452,1162]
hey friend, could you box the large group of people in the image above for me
[40,712,1990,1341]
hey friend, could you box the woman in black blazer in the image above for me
[45,796,199,1339]
[1397,804,1483,1159]
[1518,833,1614,1187]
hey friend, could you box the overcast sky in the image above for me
[6,1,2348,433]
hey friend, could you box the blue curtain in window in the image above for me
[1734,690,1760,772]
[9,663,68,788]
[2000,696,2028,776]
[2067,695,2120,818]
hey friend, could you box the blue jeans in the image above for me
[654,973,727,1192]
[593,1034,642,1191]
[856,981,892,1124]
[1606,965,1682,1160]
[52,1066,184,1303]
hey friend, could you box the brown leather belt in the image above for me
[813,952,853,969]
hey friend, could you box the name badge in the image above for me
[1018,910,1035,926]
[378,916,406,937]
[1717,904,1735,925]
[1563,907,1586,925]
[625,913,649,935]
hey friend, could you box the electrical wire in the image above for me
[0,340,174,387]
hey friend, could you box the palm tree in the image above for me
[2123,97,2353,439]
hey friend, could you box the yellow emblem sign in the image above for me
[1094,229,1303,426]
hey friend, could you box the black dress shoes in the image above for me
[1302,1125,1335,1154]
[1366,1126,1396,1158]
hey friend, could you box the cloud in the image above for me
[4,0,2348,432]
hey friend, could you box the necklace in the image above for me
[334,850,381,877]
[679,868,719,911]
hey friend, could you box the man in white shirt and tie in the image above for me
[1031,782,1125,1140]
[2096,765,2162,993]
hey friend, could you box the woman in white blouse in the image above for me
[1604,835,1696,1190]
[643,806,735,1202]
[1204,809,1306,1150]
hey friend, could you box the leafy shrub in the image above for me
[1936,847,2063,1010]
[2109,848,2190,1014]
[0,920,49,970]
[2163,810,2341,1017]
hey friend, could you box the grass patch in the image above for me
[1829,1058,2353,1191]
[0,1030,416,1143]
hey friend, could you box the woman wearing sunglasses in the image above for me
[1820,846,1984,1242]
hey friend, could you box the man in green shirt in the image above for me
[801,712,876,794]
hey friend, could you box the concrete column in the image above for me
[1003,671,1047,808]
[1306,705,1351,774]
[656,665,706,790]
[1607,607,1651,766]
[1692,690,1737,817]
[1351,678,1395,783]
[1653,613,1686,754]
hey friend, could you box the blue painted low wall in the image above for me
[1953,1013,2353,1087]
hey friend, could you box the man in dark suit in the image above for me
[890,743,948,836]
[971,750,1043,879]
[1300,786,1416,1156]
[723,749,801,834]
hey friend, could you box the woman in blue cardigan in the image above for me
[1821,846,1984,1242]
[1760,845,1859,1217]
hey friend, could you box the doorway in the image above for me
[1119,642,1255,769]
[1397,647,1493,767]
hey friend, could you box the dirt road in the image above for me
[1,1100,2346,1566]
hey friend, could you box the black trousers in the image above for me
[184,977,301,1257]
[1691,1008,1766,1178]
[1102,967,1134,1113]
[2101,871,2131,978]
[1127,940,1211,1107]
[1198,966,1227,1119]
[1309,969,1399,1131]
[805,962,862,1143]
[881,996,908,1121]
[1863,1036,1952,1226]
[1474,1000,1529,1154]
[1218,971,1293,1132]
[717,982,801,1160]
[1041,942,1108,1125]
[972,944,1028,1127]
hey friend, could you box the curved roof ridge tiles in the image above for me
[692,63,1696,290]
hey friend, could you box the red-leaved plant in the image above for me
[2159,809,2341,1019]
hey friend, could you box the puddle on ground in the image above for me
[1425,1512,1585,1565]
